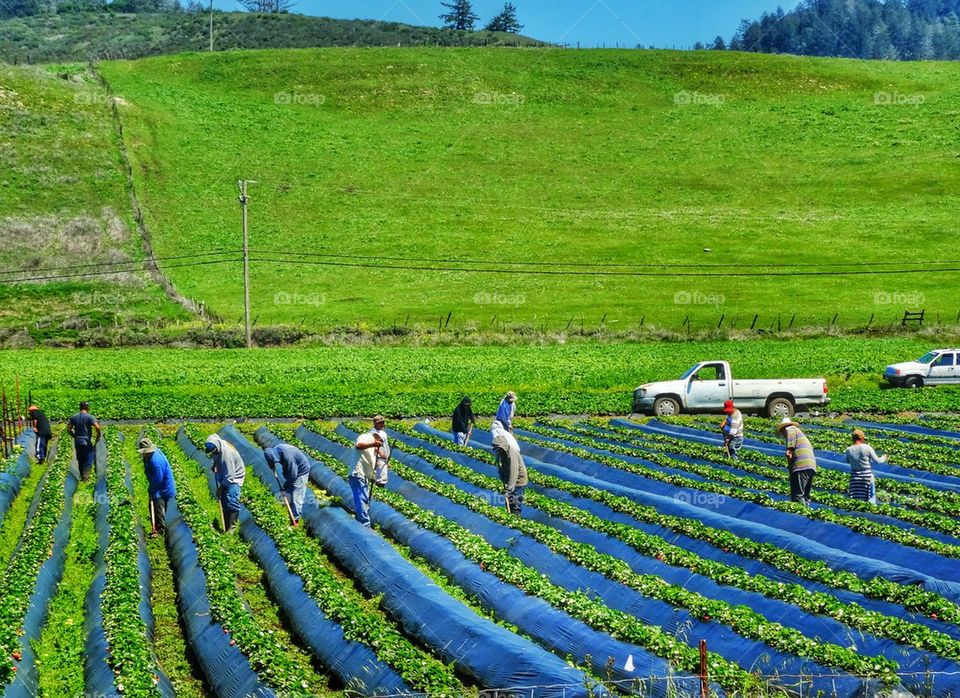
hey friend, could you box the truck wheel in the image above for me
[904,376,923,389]
[767,398,795,419]
[653,397,681,417]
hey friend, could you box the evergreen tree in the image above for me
[440,0,479,31]
[484,2,522,33]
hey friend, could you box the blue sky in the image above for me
[213,0,798,47]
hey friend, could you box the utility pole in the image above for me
[208,0,214,52]
[238,180,254,349]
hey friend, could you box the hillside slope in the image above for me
[99,48,960,332]
[0,11,546,64]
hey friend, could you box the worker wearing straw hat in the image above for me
[845,429,887,505]
[138,437,176,535]
[776,417,817,506]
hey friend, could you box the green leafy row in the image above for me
[0,434,69,686]
[292,425,773,696]
[332,422,899,681]
[148,428,315,694]
[178,424,464,697]
[102,431,165,697]
[569,420,960,531]
[386,423,960,661]
[522,423,960,560]
[392,422,960,627]
[608,418,960,515]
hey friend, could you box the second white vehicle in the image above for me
[632,360,830,418]
[884,349,960,388]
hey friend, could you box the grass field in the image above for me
[96,47,960,332]
[3,336,959,419]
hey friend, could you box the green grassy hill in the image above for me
[96,48,960,333]
[0,62,191,346]
[0,12,546,64]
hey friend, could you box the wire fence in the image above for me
[0,377,25,458]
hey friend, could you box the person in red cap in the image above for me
[720,400,744,459]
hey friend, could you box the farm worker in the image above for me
[369,415,391,486]
[137,437,176,535]
[451,397,476,446]
[495,391,517,432]
[845,429,887,505]
[491,419,527,516]
[67,401,101,482]
[263,443,311,524]
[351,431,385,527]
[720,400,744,460]
[776,417,817,506]
[28,405,53,463]
[204,434,245,533]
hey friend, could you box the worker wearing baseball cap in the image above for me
[777,417,817,506]
[845,429,887,505]
[137,437,176,535]
[495,392,518,432]
[720,400,744,460]
[27,404,53,463]
[369,415,391,486]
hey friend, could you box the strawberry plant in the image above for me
[0,433,70,687]
[385,422,960,663]
[178,424,464,696]
[100,431,166,697]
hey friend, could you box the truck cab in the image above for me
[884,349,960,388]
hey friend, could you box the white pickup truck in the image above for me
[632,361,830,418]
[884,348,960,388]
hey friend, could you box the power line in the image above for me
[0,250,239,278]
[0,258,241,285]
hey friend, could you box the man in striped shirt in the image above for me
[777,417,817,506]
[720,400,744,459]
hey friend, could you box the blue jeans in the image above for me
[454,432,469,446]
[284,474,308,520]
[35,434,49,462]
[349,475,371,527]
[220,482,241,515]
[75,442,95,481]
[725,435,744,460]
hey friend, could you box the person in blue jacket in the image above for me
[495,391,517,432]
[137,437,176,535]
[263,443,312,525]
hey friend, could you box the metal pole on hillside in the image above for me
[239,180,253,349]
[208,0,214,52]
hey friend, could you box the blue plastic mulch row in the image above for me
[394,424,960,698]
[176,427,412,696]
[234,424,603,698]
[0,432,35,531]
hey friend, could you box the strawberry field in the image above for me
[0,413,957,698]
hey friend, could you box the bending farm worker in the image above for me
[451,397,476,446]
[845,429,887,505]
[777,417,817,506]
[720,400,744,460]
[369,415,391,486]
[491,419,527,516]
[263,442,311,525]
[137,437,176,536]
[28,404,52,464]
[495,391,517,432]
[204,434,245,533]
[67,401,102,482]
[351,430,384,527]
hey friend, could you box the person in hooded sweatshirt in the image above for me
[263,442,311,524]
[204,434,245,533]
[490,419,528,516]
[451,397,476,446]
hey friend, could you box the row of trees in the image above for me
[718,0,960,60]
[439,0,522,33]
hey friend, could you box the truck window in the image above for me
[934,353,955,367]
[694,364,725,381]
